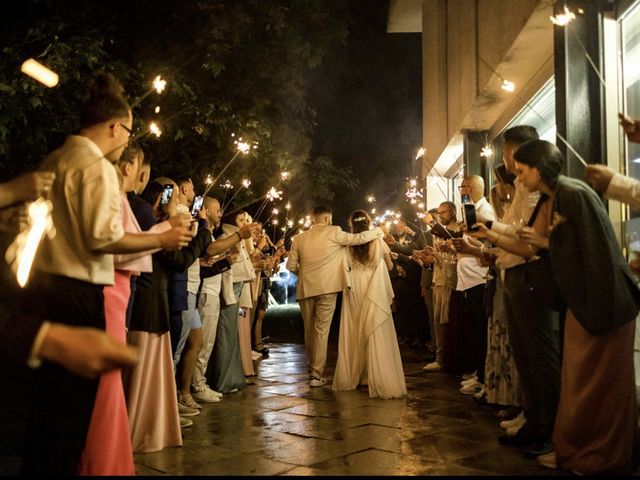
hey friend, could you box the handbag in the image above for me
[521,195,564,311]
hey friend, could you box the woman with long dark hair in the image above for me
[332,210,406,399]
[475,139,640,474]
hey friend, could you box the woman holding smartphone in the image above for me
[474,140,640,474]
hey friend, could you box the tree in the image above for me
[0,0,355,221]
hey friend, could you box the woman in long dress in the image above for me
[475,139,640,474]
[332,210,407,399]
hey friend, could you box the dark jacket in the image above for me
[550,175,640,334]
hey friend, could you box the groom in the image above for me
[286,206,384,387]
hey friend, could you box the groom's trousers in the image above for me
[298,293,338,378]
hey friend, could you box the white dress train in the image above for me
[332,239,407,399]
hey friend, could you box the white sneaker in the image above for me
[461,372,477,380]
[499,411,525,430]
[309,376,327,387]
[179,416,193,428]
[179,393,203,409]
[192,386,222,403]
[472,386,486,400]
[460,380,484,395]
[537,451,557,469]
[178,402,200,417]
[251,350,262,361]
[422,362,443,371]
[506,422,525,437]
[460,376,478,387]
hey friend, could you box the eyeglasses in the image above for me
[120,123,135,138]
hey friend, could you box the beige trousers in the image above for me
[298,293,338,379]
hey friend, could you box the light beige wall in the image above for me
[422,0,448,170]
[477,0,540,87]
[446,0,478,139]
[421,0,553,177]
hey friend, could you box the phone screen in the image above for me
[463,203,478,231]
[161,184,174,205]
[191,195,204,216]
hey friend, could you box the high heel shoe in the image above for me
[254,345,269,356]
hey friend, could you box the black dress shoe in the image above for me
[523,440,553,459]
[498,426,536,447]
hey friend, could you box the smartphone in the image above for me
[463,203,478,231]
[191,195,204,217]
[161,184,174,205]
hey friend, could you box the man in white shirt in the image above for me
[23,74,192,475]
[286,205,384,387]
[447,176,495,393]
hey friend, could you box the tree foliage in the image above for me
[0,0,356,217]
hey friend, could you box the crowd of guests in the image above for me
[382,120,640,475]
[0,72,287,475]
[2,67,640,477]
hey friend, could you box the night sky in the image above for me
[307,0,422,227]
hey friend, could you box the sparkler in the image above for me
[155,106,161,114]
[223,178,252,210]
[153,75,167,94]
[149,122,162,137]
[280,171,290,181]
[5,198,54,287]
[203,138,254,197]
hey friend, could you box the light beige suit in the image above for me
[287,224,383,379]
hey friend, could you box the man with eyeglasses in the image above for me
[422,201,459,371]
[21,73,192,475]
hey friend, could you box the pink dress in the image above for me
[78,270,135,475]
[77,194,144,475]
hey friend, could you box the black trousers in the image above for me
[502,265,561,440]
[444,284,486,376]
[21,272,105,476]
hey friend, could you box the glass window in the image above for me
[621,1,640,213]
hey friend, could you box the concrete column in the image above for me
[463,129,489,195]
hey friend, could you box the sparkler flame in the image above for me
[266,187,283,202]
[367,194,376,203]
[281,171,290,181]
[222,180,233,190]
[242,178,251,188]
[285,202,291,210]
[415,147,425,160]
[149,122,162,137]
[205,174,213,185]
[155,106,160,113]
[235,140,250,154]
[501,80,515,92]
[5,198,54,287]
[480,146,493,157]
[153,75,167,94]
[272,208,279,215]
[550,6,576,26]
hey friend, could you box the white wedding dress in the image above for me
[332,238,407,399]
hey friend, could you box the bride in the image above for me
[332,210,407,399]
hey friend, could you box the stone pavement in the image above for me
[134,340,564,476]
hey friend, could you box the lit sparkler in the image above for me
[266,187,283,202]
[149,122,162,137]
[480,146,493,157]
[550,5,576,26]
[367,194,376,204]
[501,80,515,92]
[242,178,251,188]
[415,147,425,160]
[155,106,161,114]
[5,198,54,287]
[281,171,290,181]
[153,75,167,94]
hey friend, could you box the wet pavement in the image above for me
[134,306,565,476]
